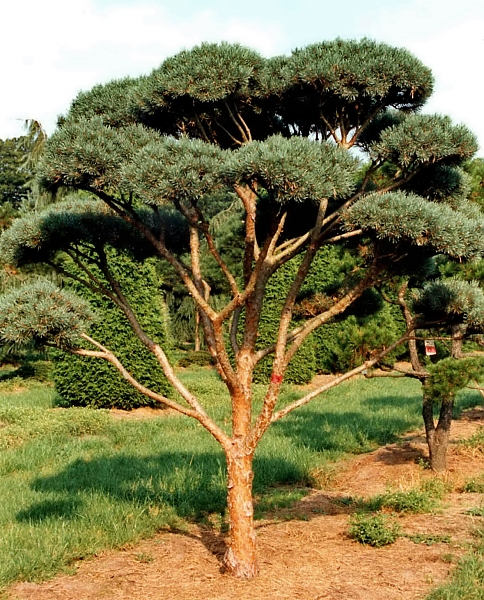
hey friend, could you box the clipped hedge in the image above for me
[253,258,316,384]
[53,253,172,409]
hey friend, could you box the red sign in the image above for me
[424,340,437,356]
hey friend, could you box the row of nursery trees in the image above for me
[1,39,484,578]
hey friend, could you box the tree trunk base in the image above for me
[224,449,257,578]
[223,548,258,579]
[428,434,450,472]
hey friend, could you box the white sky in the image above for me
[1,0,483,155]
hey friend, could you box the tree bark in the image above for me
[422,389,454,472]
[223,449,257,578]
[451,324,463,358]
[194,307,201,351]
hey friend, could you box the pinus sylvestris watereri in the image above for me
[1,39,483,578]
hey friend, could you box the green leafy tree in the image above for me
[0,137,32,232]
[0,137,31,209]
[0,39,482,578]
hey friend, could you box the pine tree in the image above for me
[0,39,483,577]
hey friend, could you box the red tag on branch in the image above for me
[270,374,283,384]
[424,340,437,356]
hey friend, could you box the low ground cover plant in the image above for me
[348,513,401,547]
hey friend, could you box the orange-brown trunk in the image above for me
[223,450,257,578]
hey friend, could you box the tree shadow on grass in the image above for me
[16,497,82,522]
[16,450,306,562]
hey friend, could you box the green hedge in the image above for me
[254,247,406,382]
[53,253,172,409]
[253,258,316,384]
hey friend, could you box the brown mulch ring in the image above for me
[9,407,484,600]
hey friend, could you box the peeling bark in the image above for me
[223,449,257,578]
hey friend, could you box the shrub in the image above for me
[348,513,400,547]
[53,253,172,409]
[178,350,215,368]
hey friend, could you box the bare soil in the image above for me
[9,407,484,600]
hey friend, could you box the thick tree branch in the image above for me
[182,201,240,299]
[233,184,260,284]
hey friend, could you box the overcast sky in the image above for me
[1,0,483,155]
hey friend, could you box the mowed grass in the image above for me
[0,368,480,590]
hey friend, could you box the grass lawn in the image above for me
[0,367,480,590]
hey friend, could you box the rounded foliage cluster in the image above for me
[0,279,93,349]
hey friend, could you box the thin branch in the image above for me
[319,191,366,231]
[324,229,363,244]
[284,264,383,365]
[214,119,243,146]
[314,161,391,236]
[364,368,428,380]
[92,190,218,321]
[267,212,287,256]
[47,260,113,302]
[76,334,230,447]
[274,230,311,255]
[363,371,408,378]
[379,361,427,377]
[270,331,413,424]
[320,113,339,144]
[347,102,385,149]
[338,111,347,146]
[223,100,249,144]
[194,112,211,143]
[235,108,253,143]
[63,250,120,304]
[273,231,313,265]
[378,170,418,194]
